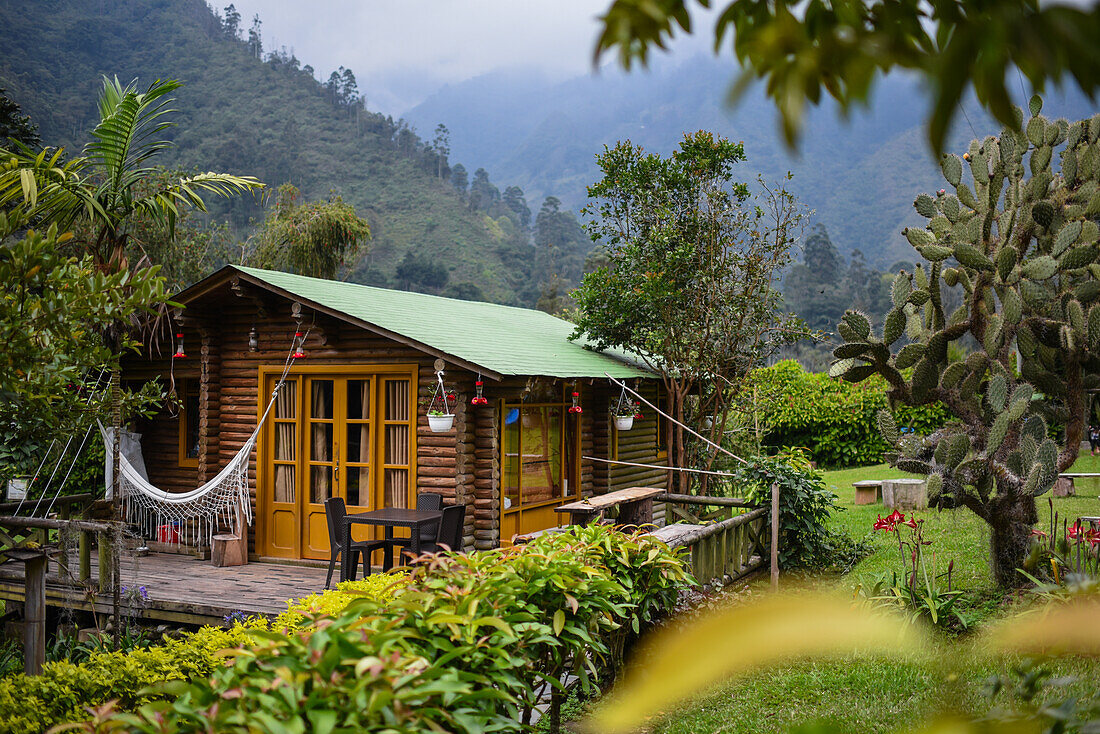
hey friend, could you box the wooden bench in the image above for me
[1055,473,1100,497]
[852,480,883,506]
[555,487,665,527]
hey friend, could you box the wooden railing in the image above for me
[650,494,770,584]
[0,511,122,675]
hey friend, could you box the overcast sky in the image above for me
[221,1,708,113]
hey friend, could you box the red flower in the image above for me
[1029,527,1048,538]
[886,509,905,526]
[1087,529,1100,547]
[872,516,893,531]
[1068,524,1085,540]
[635,412,644,420]
[905,518,918,529]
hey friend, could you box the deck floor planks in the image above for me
[0,550,331,625]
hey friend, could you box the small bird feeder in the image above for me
[172,332,186,359]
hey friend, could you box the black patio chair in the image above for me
[324,497,386,588]
[419,503,466,555]
[387,493,444,567]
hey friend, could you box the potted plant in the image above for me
[427,408,455,433]
[613,398,643,431]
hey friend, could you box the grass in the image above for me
[638,460,1100,734]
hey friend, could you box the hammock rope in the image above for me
[105,326,310,548]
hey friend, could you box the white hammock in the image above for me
[99,417,263,548]
[99,329,305,548]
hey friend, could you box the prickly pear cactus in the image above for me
[830,97,1100,587]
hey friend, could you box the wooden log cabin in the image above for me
[122,265,670,561]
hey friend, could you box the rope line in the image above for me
[583,455,737,478]
[603,373,750,466]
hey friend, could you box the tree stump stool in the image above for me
[852,480,883,505]
[212,533,247,567]
[883,478,928,510]
[1053,476,1076,497]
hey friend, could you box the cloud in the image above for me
[223,0,611,112]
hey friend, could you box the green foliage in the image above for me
[596,0,1100,154]
[0,621,262,734]
[0,215,168,482]
[753,361,949,468]
[9,525,691,734]
[275,572,409,628]
[0,88,39,148]
[248,182,370,279]
[830,102,1100,587]
[572,132,809,490]
[735,454,855,570]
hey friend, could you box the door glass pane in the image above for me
[274,465,295,503]
[503,407,520,509]
[310,466,332,503]
[348,380,370,420]
[310,424,333,461]
[274,382,296,418]
[275,423,296,461]
[346,467,369,507]
[384,468,409,508]
[385,425,408,464]
[347,424,370,463]
[386,380,409,420]
[310,380,333,419]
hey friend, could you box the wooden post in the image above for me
[79,530,91,582]
[770,482,779,591]
[97,530,111,594]
[24,554,46,675]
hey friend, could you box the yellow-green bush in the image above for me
[0,621,262,734]
[276,572,409,628]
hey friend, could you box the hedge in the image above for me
[756,360,950,468]
[0,526,692,734]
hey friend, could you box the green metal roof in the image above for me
[223,266,651,380]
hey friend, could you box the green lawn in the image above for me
[640,461,1100,734]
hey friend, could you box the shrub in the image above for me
[275,572,409,628]
[736,454,863,570]
[0,622,262,734]
[8,526,693,734]
[754,360,949,467]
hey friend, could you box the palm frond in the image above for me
[131,172,263,233]
[85,77,182,201]
[0,142,102,231]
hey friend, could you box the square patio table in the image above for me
[341,507,442,582]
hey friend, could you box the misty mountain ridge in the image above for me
[407,54,1099,267]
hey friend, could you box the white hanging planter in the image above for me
[428,414,455,432]
[614,415,635,431]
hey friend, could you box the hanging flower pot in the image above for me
[614,415,635,431]
[428,413,455,432]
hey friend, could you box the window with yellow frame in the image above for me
[178,380,200,468]
[501,398,578,512]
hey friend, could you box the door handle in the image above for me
[333,442,339,483]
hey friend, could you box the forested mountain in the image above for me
[0,0,546,304]
[407,57,1100,268]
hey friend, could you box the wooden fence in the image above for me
[650,493,769,584]
[0,493,122,675]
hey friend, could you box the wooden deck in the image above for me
[0,550,329,626]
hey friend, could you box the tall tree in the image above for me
[249,183,370,279]
[572,132,808,490]
[830,99,1100,587]
[432,123,451,180]
[802,224,842,286]
[503,185,531,229]
[247,14,262,58]
[451,163,468,197]
[221,3,241,39]
[595,0,1100,153]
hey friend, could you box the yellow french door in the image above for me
[260,369,415,559]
